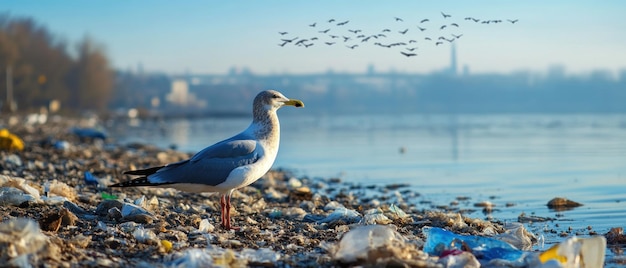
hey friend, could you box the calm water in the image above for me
[111,113,626,259]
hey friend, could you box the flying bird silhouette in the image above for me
[450,23,459,27]
[281,37,298,43]
[418,26,426,31]
[452,34,463,39]
[441,12,451,18]
[440,25,447,30]
[346,44,358,49]
[319,29,330,33]
[325,42,336,45]
[328,19,336,23]
[278,32,288,35]
[395,17,403,22]
[508,19,519,24]
[309,23,316,27]
[400,51,417,57]
[337,20,349,26]
[399,29,409,34]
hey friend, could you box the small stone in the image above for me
[547,197,583,210]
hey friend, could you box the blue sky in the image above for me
[3,1,626,75]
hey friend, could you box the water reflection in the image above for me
[168,119,191,149]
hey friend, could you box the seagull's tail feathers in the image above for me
[110,166,171,187]
[109,176,173,187]
[123,166,164,176]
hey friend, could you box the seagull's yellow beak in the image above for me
[284,99,304,108]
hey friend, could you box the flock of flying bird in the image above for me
[277,12,518,58]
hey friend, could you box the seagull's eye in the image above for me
[272,95,280,99]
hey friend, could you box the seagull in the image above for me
[420,19,430,23]
[319,29,330,33]
[337,20,349,26]
[110,90,305,230]
[281,37,298,43]
[328,19,336,23]
[400,51,417,57]
[399,29,409,34]
[440,25,447,30]
[394,17,403,22]
[508,19,519,24]
[418,26,426,31]
[441,12,451,18]
[278,32,288,35]
[346,44,358,49]
[309,22,316,27]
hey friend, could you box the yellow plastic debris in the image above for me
[538,236,606,267]
[161,240,173,253]
[0,129,24,151]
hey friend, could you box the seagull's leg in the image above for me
[225,191,240,231]
[220,194,227,228]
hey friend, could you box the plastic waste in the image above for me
[362,208,392,225]
[0,129,24,151]
[53,140,70,151]
[0,218,49,264]
[538,236,606,268]
[71,127,107,140]
[167,248,215,268]
[333,224,411,263]
[198,219,215,233]
[0,187,37,206]
[84,171,99,185]
[423,227,525,262]
[317,207,362,225]
[240,248,281,264]
[438,251,480,268]
[132,226,157,243]
[389,203,409,219]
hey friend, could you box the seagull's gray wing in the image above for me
[147,138,262,186]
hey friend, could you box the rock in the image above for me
[39,208,78,232]
[547,197,583,210]
[96,200,124,216]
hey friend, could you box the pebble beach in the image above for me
[1,115,625,267]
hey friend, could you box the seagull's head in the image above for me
[256,90,304,112]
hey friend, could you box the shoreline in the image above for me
[0,115,624,267]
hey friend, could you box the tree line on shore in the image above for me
[0,14,113,113]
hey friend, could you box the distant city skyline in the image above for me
[4,1,626,76]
